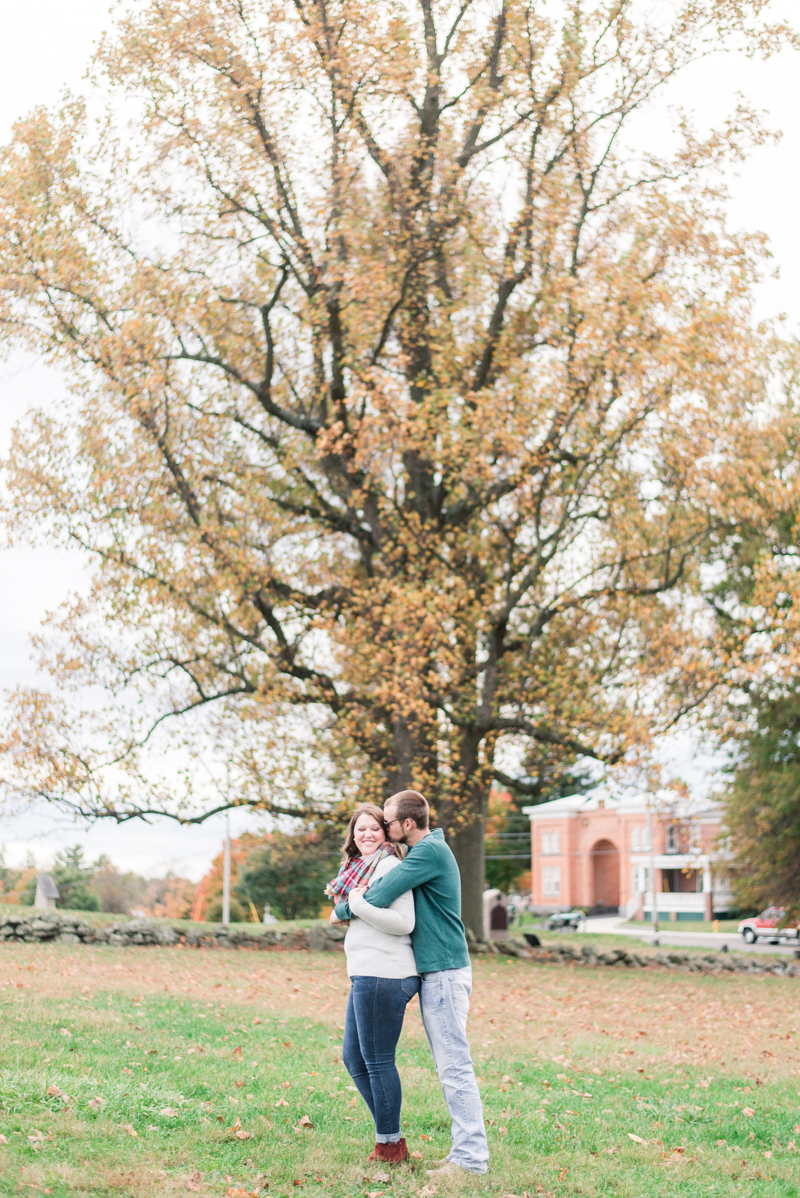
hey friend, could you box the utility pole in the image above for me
[222,815,231,926]
[647,806,659,944]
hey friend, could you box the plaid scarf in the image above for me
[325,844,398,901]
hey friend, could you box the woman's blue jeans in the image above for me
[342,974,421,1142]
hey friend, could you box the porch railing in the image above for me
[625,891,736,918]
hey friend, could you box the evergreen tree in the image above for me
[724,693,800,919]
[51,845,101,912]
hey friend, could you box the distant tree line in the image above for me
[0,845,195,917]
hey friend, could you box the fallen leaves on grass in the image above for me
[88,1097,103,1110]
[743,1108,755,1117]
[46,1085,62,1097]
[226,1117,252,1140]
[410,1151,423,1159]
[0,1135,7,1144]
[417,1187,438,1197]
[186,1173,203,1192]
[372,1172,390,1182]
[233,1045,243,1059]
[27,1129,48,1143]
[628,1134,645,1144]
[295,1114,313,1130]
[160,1107,179,1118]
[59,1028,71,1038]
[120,1124,138,1137]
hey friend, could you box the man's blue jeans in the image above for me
[342,975,421,1142]
[420,966,489,1173]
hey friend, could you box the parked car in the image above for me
[547,909,584,931]
[738,907,800,944]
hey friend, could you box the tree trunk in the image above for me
[450,814,485,940]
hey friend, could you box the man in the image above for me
[333,789,489,1178]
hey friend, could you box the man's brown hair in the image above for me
[388,790,430,829]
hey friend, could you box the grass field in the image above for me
[617,921,745,936]
[1,944,798,1197]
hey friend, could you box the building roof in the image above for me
[36,873,60,899]
[522,789,723,821]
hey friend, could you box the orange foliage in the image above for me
[191,834,266,924]
[0,866,37,906]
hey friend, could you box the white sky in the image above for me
[0,1,798,878]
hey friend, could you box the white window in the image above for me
[543,866,561,897]
[642,825,651,851]
[542,830,559,855]
[633,865,652,893]
[631,827,640,851]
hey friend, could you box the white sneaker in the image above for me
[425,1162,471,1180]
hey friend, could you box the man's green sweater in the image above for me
[334,829,470,974]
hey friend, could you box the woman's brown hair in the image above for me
[341,803,407,862]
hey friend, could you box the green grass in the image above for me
[518,926,752,955]
[619,920,744,935]
[0,944,798,1197]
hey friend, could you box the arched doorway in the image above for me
[591,839,620,912]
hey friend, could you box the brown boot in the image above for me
[372,1138,410,1164]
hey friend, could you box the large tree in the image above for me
[0,0,791,933]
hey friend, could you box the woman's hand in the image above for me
[330,908,344,925]
[351,882,369,899]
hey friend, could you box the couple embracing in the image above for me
[326,790,489,1179]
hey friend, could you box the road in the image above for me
[566,915,800,957]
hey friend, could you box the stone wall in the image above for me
[2,911,797,976]
[478,935,800,977]
[0,910,346,951]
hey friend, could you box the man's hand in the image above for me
[351,882,369,899]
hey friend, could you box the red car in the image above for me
[738,907,799,944]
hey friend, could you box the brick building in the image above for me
[523,791,734,920]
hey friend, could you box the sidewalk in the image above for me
[575,914,800,957]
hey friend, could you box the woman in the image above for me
[327,803,419,1165]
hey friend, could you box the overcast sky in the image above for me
[1,1,799,878]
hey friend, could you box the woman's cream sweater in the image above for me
[344,856,418,979]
